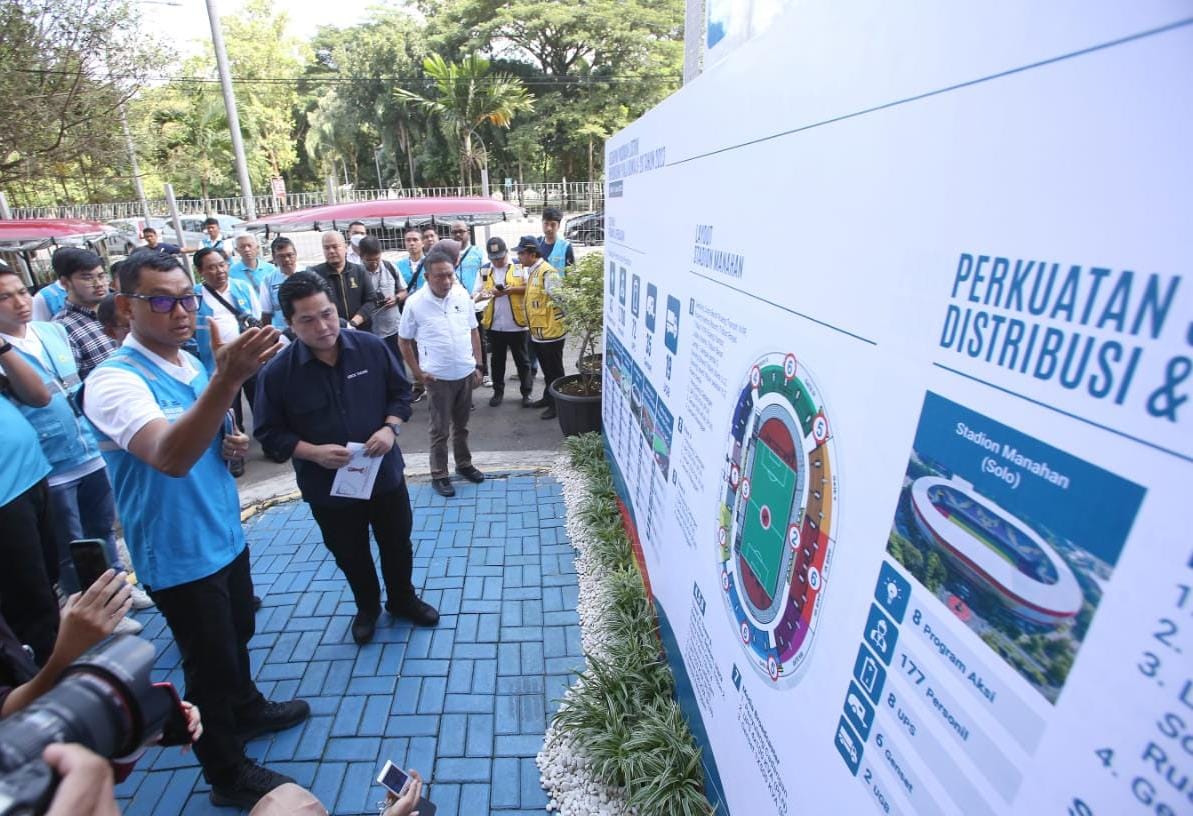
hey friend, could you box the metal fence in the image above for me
[9,181,605,222]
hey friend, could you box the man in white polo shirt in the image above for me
[397,247,485,498]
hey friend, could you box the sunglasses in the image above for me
[123,292,200,313]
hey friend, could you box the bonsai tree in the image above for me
[557,250,605,396]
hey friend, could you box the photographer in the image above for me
[358,236,407,369]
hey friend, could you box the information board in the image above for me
[601,4,1192,814]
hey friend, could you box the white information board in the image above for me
[602,3,1193,814]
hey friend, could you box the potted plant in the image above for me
[549,250,604,436]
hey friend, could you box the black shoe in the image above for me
[530,397,550,409]
[412,388,426,404]
[521,394,534,407]
[252,595,262,612]
[431,477,455,497]
[235,698,311,743]
[489,393,503,407]
[210,761,297,809]
[387,596,440,627]
[540,406,557,420]
[456,465,485,483]
[351,610,378,645]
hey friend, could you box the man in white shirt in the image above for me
[473,237,533,407]
[397,248,485,497]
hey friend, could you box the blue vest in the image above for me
[455,245,483,293]
[543,238,572,276]
[229,258,276,293]
[88,347,244,590]
[10,322,101,476]
[398,257,426,293]
[0,398,51,507]
[35,282,67,319]
[194,280,257,373]
[262,268,292,328]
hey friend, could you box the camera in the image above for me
[495,283,506,291]
[237,314,262,331]
[374,291,389,307]
[0,636,191,815]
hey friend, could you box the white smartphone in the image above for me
[376,760,436,816]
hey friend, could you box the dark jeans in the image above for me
[533,339,566,406]
[488,330,531,397]
[0,479,58,665]
[309,484,416,615]
[49,467,125,594]
[478,327,490,376]
[425,376,475,478]
[149,548,264,785]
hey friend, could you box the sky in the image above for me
[146,0,383,58]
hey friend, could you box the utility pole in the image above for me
[205,0,256,220]
[120,105,152,224]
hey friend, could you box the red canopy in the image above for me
[0,218,114,251]
[244,197,523,235]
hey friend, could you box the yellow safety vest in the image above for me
[477,262,528,330]
[524,260,566,341]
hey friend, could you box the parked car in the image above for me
[178,213,244,237]
[564,210,604,245]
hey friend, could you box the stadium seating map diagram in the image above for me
[717,352,839,686]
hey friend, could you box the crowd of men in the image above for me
[0,207,574,811]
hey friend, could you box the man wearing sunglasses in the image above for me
[81,253,309,809]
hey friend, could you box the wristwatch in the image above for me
[386,421,402,437]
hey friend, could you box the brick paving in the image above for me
[114,472,580,816]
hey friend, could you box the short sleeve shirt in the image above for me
[397,284,478,380]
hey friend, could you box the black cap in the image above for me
[486,236,507,260]
[515,235,542,255]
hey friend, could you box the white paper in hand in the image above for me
[329,442,382,500]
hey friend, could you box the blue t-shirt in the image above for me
[0,397,51,506]
[229,258,277,292]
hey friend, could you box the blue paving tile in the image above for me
[436,757,491,782]
[438,712,468,756]
[324,736,381,761]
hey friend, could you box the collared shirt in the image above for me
[254,329,412,507]
[398,284,478,380]
[364,260,405,339]
[52,300,117,380]
[229,258,277,293]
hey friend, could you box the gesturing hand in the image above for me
[310,444,352,470]
[210,319,283,384]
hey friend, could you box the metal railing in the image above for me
[9,181,605,222]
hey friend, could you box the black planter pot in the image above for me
[549,373,603,437]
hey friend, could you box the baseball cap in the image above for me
[515,235,542,255]
[486,236,507,260]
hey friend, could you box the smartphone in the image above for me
[495,282,506,291]
[70,538,111,593]
[376,760,436,816]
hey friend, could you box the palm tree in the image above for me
[394,54,534,188]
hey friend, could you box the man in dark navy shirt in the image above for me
[253,271,439,644]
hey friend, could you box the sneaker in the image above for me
[431,477,455,498]
[530,397,550,409]
[236,698,312,743]
[114,616,143,635]
[412,388,426,404]
[351,610,378,645]
[489,393,503,407]
[210,761,297,810]
[456,465,485,484]
[482,375,493,387]
[387,596,440,627]
[128,584,154,610]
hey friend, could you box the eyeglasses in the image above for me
[122,292,200,313]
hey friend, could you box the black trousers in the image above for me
[533,338,566,406]
[488,330,531,397]
[478,327,490,376]
[0,479,58,665]
[309,484,415,616]
[149,547,264,785]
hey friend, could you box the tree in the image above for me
[395,54,534,187]
[0,0,167,203]
[141,86,235,209]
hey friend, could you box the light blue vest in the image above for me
[455,245,483,292]
[262,268,291,328]
[398,257,426,293]
[543,238,572,276]
[194,279,257,373]
[35,281,67,319]
[0,397,51,507]
[88,346,244,590]
[229,258,276,293]
[10,322,101,476]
